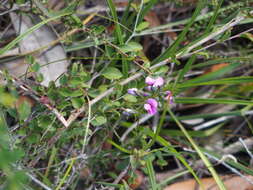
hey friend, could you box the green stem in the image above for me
[144,103,168,150]
[168,108,227,190]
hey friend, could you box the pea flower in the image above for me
[165,91,174,104]
[145,76,164,88]
[144,98,158,115]
[122,108,137,116]
[127,88,138,96]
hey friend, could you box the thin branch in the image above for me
[224,137,253,155]
[126,0,144,43]
[120,114,153,142]
[0,70,68,127]
[203,151,253,185]
[66,10,252,128]
[179,11,253,58]
[26,172,53,190]
[239,138,253,160]
[108,164,130,190]
[81,96,91,154]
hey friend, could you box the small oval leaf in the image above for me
[102,67,123,80]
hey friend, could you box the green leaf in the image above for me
[0,91,16,108]
[91,116,107,126]
[90,25,105,35]
[136,21,149,32]
[153,66,169,75]
[59,88,83,97]
[0,111,10,148]
[36,73,44,83]
[102,67,123,80]
[69,76,83,85]
[123,94,137,102]
[59,74,68,85]
[71,97,85,109]
[27,134,41,144]
[17,101,31,121]
[38,115,53,128]
[119,42,143,53]
[31,62,40,72]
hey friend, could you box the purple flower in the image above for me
[127,88,138,95]
[165,91,174,104]
[122,108,137,116]
[145,76,156,86]
[145,76,164,87]
[144,98,158,115]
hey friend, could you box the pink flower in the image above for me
[144,98,158,115]
[165,91,174,104]
[145,76,156,86]
[127,88,138,95]
[145,76,164,87]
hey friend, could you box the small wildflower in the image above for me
[145,76,164,88]
[144,98,158,115]
[165,91,174,104]
[127,88,138,96]
[122,108,137,116]
[145,76,156,86]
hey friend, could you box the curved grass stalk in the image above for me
[168,108,227,190]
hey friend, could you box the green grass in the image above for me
[0,0,253,189]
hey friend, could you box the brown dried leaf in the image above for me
[124,170,144,190]
[144,11,161,28]
[204,63,229,75]
[6,13,69,86]
[164,175,253,190]
[15,95,35,109]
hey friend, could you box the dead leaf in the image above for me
[204,63,229,75]
[166,32,178,40]
[124,170,144,189]
[144,11,160,28]
[15,95,35,108]
[164,175,253,190]
[4,13,69,86]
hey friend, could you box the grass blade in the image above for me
[204,0,224,34]
[146,156,159,190]
[175,97,253,105]
[151,0,207,64]
[168,108,227,190]
[179,76,253,88]
[145,129,204,189]
[0,12,72,55]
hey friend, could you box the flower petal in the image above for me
[145,76,155,86]
[144,98,158,115]
[147,98,158,108]
[127,88,138,95]
[153,77,164,87]
[144,103,152,114]
[165,91,174,104]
